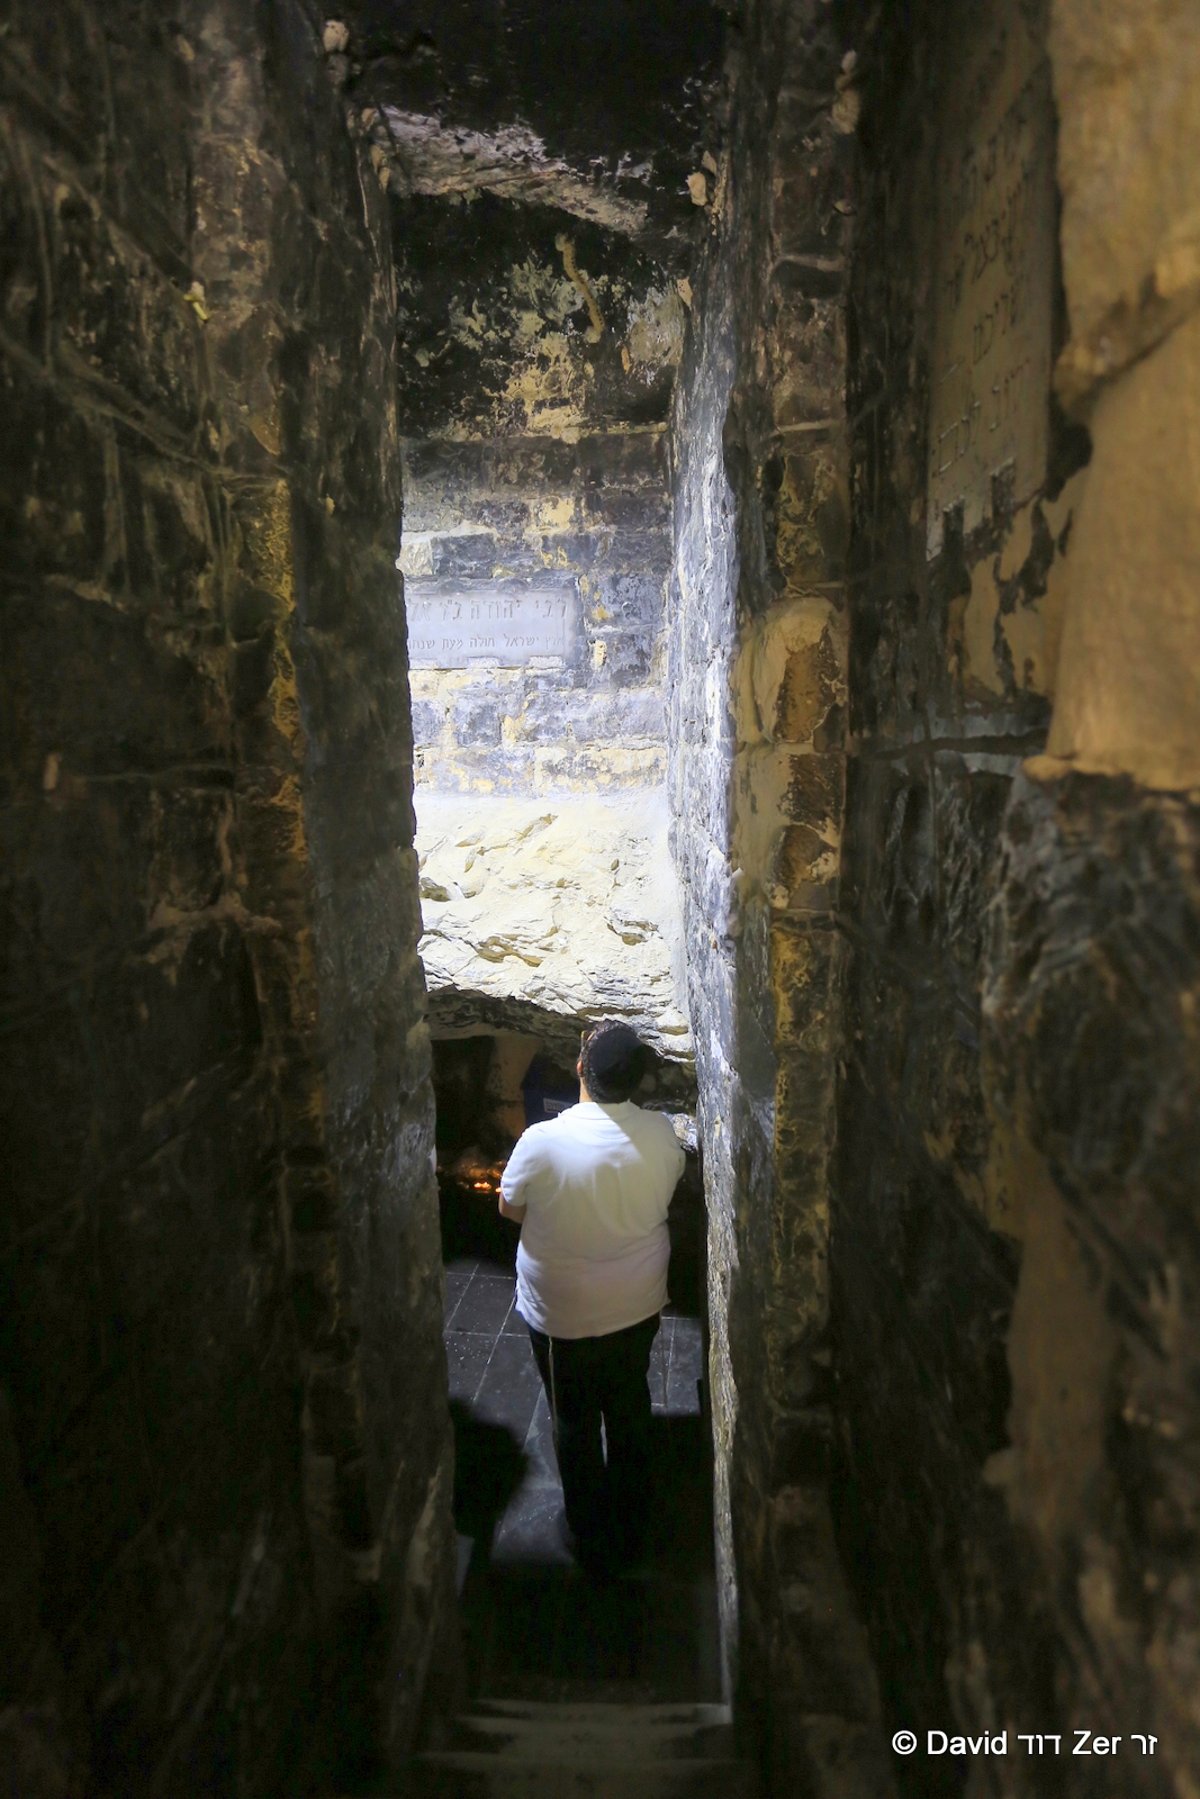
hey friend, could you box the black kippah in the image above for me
[586,1022,642,1078]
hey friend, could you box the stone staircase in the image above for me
[407,1697,757,1797]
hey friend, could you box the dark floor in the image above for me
[442,1195,721,1704]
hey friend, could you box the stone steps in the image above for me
[405,1698,757,1798]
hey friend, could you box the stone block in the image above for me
[52,178,202,435]
[0,376,110,586]
[765,436,849,588]
[3,588,232,784]
[419,744,536,795]
[451,688,503,747]
[119,454,219,619]
[470,497,532,538]
[588,626,655,686]
[0,126,54,359]
[410,698,445,746]
[571,690,667,743]
[589,572,665,630]
[534,530,609,571]
[774,626,842,743]
[532,742,666,791]
[1051,0,1200,360]
[607,528,674,576]
[576,432,667,490]
[784,753,844,829]
[431,534,497,579]
[767,276,846,430]
[589,485,671,533]
[769,823,839,908]
[770,106,852,263]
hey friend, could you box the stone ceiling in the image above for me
[327,0,732,437]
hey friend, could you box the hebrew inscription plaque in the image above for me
[406,580,577,669]
[927,5,1056,555]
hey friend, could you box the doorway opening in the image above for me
[429,1026,718,1701]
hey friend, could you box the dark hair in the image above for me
[580,1021,648,1103]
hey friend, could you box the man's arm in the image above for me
[498,1128,538,1224]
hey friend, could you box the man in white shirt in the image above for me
[499,1021,686,1567]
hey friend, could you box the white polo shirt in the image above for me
[500,1101,686,1339]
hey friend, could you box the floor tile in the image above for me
[445,1254,487,1278]
[473,1332,544,1438]
[442,1254,720,1705]
[492,1485,574,1567]
[445,1331,495,1405]
[451,1274,518,1336]
[443,1270,472,1326]
[521,1390,560,1489]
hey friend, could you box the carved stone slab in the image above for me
[927,3,1056,554]
[405,579,578,668]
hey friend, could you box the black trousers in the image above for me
[527,1313,659,1550]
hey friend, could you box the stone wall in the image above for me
[666,1,889,1789]
[417,790,691,1067]
[983,0,1200,1786]
[402,426,691,1066]
[833,0,1200,1791]
[403,431,672,794]
[0,2,453,1791]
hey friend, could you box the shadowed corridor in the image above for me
[2,0,1199,1796]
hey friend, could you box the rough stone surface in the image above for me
[405,432,672,793]
[1050,0,1200,400]
[1046,0,1200,796]
[831,1,1200,1794]
[321,0,727,443]
[666,2,889,1792]
[0,3,453,1791]
[6,3,1199,1798]
[983,766,1200,1796]
[831,0,1075,1777]
[416,792,690,1066]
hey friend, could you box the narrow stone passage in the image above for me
[438,1191,721,1707]
[3,0,1198,1796]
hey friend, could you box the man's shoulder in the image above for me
[629,1105,685,1151]
[511,1117,557,1153]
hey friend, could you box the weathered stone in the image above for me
[665,1,881,1787]
[1050,0,1200,387]
[450,688,503,747]
[410,698,444,745]
[770,103,853,263]
[983,766,1200,1790]
[0,5,453,1792]
[1048,310,1200,790]
[431,533,497,578]
[416,790,690,1065]
[767,287,848,433]
[775,627,843,743]
[404,429,672,794]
